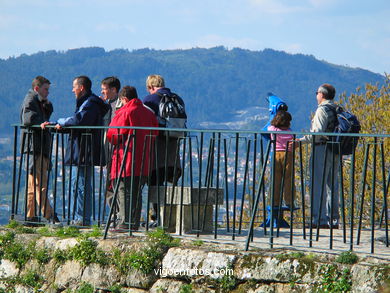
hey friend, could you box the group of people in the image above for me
[21,74,341,231]
[20,74,184,230]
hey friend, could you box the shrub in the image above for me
[336,251,358,264]
[69,236,108,266]
[34,247,52,264]
[76,282,94,293]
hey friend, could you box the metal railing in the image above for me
[9,124,390,253]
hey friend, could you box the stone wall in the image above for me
[0,230,389,292]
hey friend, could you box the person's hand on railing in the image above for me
[40,121,51,129]
[54,124,62,130]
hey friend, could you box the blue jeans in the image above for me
[310,144,340,226]
[71,166,93,225]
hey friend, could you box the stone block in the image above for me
[148,186,224,234]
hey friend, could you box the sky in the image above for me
[0,0,389,75]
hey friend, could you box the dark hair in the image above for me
[119,86,138,100]
[74,76,92,91]
[101,76,121,92]
[319,83,336,100]
[32,76,50,89]
[271,110,292,129]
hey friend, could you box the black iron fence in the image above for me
[9,125,390,253]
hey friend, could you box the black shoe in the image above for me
[53,214,60,223]
[49,214,63,227]
[24,217,44,227]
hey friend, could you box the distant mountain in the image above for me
[0,46,384,136]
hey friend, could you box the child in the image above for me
[267,110,294,209]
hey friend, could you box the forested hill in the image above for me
[0,46,384,135]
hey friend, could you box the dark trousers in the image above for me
[149,167,181,220]
[117,176,146,230]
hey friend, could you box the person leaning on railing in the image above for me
[106,86,158,231]
[298,83,340,229]
[20,75,60,226]
[267,110,295,210]
[53,76,110,226]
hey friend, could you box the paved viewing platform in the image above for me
[106,226,390,261]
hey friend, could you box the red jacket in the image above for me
[107,98,158,179]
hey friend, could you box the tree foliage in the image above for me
[339,74,390,224]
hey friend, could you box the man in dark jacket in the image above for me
[143,74,185,225]
[20,76,59,225]
[55,76,110,226]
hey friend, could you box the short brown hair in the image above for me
[271,110,292,129]
[146,74,165,88]
[101,76,121,92]
[119,86,138,100]
[31,76,50,89]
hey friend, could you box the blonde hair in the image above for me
[146,74,165,88]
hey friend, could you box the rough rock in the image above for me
[161,247,236,279]
[54,238,79,250]
[149,279,187,293]
[81,264,121,288]
[0,259,19,278]
[54,260,83,289]
[351,264,388,293]
[122,269,158,289]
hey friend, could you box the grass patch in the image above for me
[192,240,204,247]
[5,220,35,234]
[112,228,180,275]
[336,251,358,264]
[179,283,193,293]
[76,282,94,293]
[37,226,81,238]
[34,246,52,264]
[85,225,102,238]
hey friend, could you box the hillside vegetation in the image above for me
[0,46,384,135]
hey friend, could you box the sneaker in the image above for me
[148,220,158,228]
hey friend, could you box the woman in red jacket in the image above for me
[107,86,158,231]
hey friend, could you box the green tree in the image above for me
[339,73,390,225]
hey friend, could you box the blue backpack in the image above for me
[324,105,361,155]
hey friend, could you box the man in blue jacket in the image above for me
[55,76,110,226]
